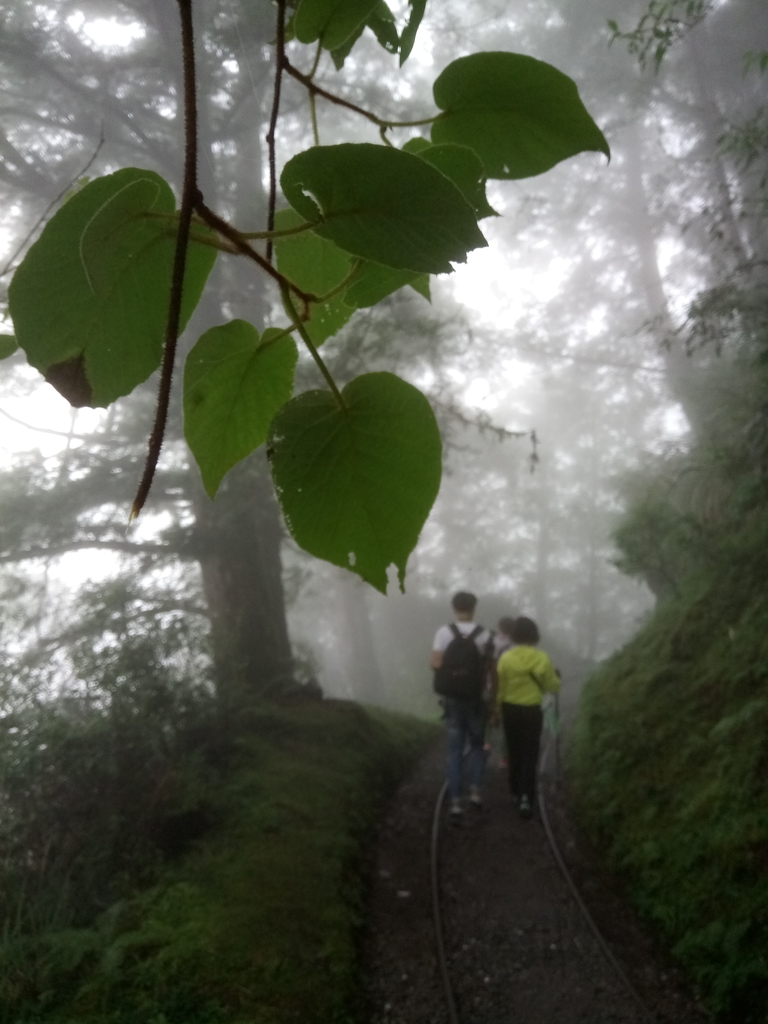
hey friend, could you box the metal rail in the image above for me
[538,729,655,1020]
[430,698,656,1024]
[430,780,460,1024]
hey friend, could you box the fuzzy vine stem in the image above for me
[131,0,198,522]
[282,286,346,410]
[194,199,317,310]
[266,0,287,265]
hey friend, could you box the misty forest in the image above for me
[0,0,766,1020]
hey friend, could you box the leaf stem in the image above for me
[131,0,198,522]
[384,115,437,128]
[314,259,362,304]
[145,209,316,243]
[194,199,318,307]
[310,91,320,146]
[187,229,239,252]
[309,40,322,143]
[309,40,323,79]
[258,323,299,349]
[282,286,346,410]
[266,0,287,265]
[238,219,316,240]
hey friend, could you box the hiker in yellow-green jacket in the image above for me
[492,616,560,819]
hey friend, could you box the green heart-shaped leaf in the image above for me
[431,52,610,180]
[184,320,298,499]
[0,335,18,360]
[268,372,442,592]
[8,168,217,407]
[273,208,356,345]
[368,1,399,54]
[344,262,428,309]
[403,139,497,219]
[399,0,427,65]
[330,23,365,69]
[281,143,486,274]
[294,0,379,51]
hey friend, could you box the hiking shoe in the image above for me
[469,786,483,809]
[519,795,533,819]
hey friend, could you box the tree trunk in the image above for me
[335,573,384,705]
[685,28,754,265]
[182,33,294,708]
[623,122,709,431]
[191,452,293,712]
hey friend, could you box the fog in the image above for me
[0,0,765,714]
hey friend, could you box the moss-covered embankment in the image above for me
[571,538,768,1022]
[2,700,437,1024]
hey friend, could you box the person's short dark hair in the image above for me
[512,616,540,645]
[451,591,477,613]
[497,616,516,638]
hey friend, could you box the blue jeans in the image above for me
[444,697,487,801]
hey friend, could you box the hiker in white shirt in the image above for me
[431,592,492,819]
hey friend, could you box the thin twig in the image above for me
[0,134,105,280]
[284,59,436,130]
[284,60,382,127]
[0,405,114,444]
[266,0,287,265]
[131,0,199,521]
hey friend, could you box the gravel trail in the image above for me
[363,741,708,1024]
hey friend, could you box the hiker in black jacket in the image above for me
[431,592,492,819]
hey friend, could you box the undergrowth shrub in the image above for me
[572,546,768,1021]
[0,698,435,1023]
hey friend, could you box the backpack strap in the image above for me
[449,623,461,641]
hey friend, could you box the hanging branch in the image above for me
[131,0,199,521]
[0,134,105,281]
[283,59,436,130]
[266,0,287,265]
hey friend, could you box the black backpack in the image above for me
[433,625,486,700]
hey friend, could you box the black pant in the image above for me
[501,703,543,803]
